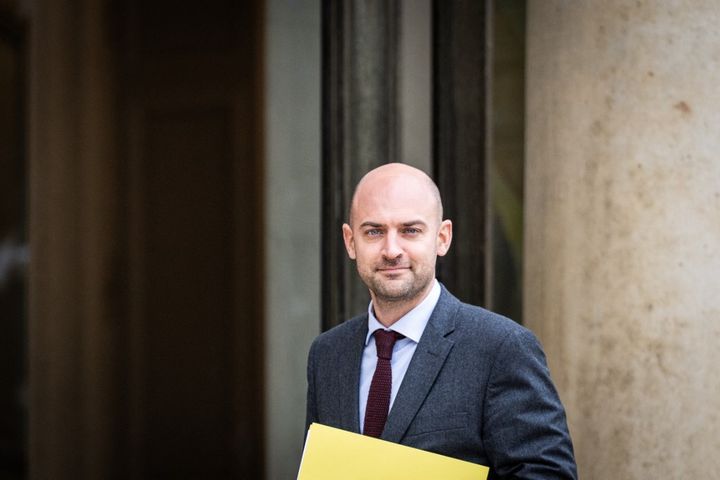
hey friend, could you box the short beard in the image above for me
[360,264,433,307]
[371,283,422,304]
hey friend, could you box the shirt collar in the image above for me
[365,279,441,345]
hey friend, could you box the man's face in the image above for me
[342,172,452,306]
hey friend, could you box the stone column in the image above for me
[525,2,720,479]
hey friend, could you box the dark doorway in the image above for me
[117,1,265,478]
[27,1,265,478]
[0,11,27,480]
[321,0,526,327]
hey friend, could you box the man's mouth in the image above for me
[377,266,410,274]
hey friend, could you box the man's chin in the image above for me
[370,281,419,303]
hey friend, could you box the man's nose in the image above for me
[382,231,403,259]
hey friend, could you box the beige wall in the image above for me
[525,1,720,478]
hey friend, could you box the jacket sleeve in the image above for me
[482,328,577,479]
[305,339,318,438]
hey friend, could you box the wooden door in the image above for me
[118,1,264,477]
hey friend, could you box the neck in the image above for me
[371,281,435,327]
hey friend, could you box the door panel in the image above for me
[119,2,264,478]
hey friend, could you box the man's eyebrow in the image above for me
[359,221,384,228]
[358,220,428,228]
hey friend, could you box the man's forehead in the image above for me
[349,164,443,225]
[355,174,432,204]
[352,195,437,227]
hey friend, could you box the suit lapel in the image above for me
[382,287,459,443]
[336,316,368,433]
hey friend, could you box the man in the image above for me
[306,163,576,478]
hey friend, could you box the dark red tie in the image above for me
[363,329,404,438]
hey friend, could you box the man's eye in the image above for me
[366,229,383,236]
[403,228,420,235]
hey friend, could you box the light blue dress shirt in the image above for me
[358,279,442,433]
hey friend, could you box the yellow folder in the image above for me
[297,423,489,480]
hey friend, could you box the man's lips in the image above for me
[376,266,410,274]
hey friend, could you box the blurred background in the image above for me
[1,0,718,479]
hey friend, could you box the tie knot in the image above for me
[373,329,404,360]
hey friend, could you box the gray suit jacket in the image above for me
[306,286,576,479]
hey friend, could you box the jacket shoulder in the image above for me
[309,313,366,355]
[453,300,538,348]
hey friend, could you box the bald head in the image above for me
[348,163,444,227]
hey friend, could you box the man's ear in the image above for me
[436,219,453,256]
[342,223,357,259]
